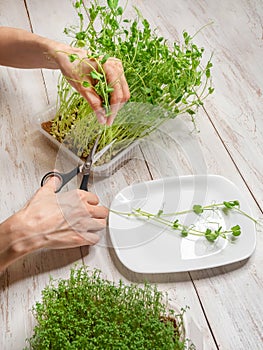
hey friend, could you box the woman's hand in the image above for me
[0,177,108,272]
[0,27,130,125]
[53,46,130,125]
[24,177,108,248]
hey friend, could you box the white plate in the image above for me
[108,175,256,273]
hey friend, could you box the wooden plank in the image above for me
[0,2,83,349]
[25,0,80,104]
[133,0,263,209]
[83,149,218,349]
[133,0,263,347]
[143,107,263,349]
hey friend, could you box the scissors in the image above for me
[41,135,115,193]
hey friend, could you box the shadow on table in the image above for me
[0,246,90,288]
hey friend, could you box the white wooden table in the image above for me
[0,1,262,349]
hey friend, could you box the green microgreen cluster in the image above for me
[26,266,193,350]
[48,0,213,161]
[113,200,258,243]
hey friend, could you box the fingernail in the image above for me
[106,118,113,126]
[96,111,106,124]
[99,117,106,125]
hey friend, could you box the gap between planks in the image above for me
[202,104,262,215]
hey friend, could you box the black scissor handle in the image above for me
[41,167,79,193]
[79,173,90,191]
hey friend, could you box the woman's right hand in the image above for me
[21,176,108,249]
[0,177,108,272]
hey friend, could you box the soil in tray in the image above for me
[41,120,133,168]
[41,120,52,135]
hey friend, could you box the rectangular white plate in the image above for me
[108,175,256,273]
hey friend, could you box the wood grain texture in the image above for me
[134,0,263,209]
[0,2,83,348]
[0,0,262,349]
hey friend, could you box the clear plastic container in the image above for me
[36,105,140,177]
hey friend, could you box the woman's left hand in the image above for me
[54,46,130,125]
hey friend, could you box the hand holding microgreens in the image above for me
[112,200,259,243]
[67,51,114,117]
[47,0,214,162]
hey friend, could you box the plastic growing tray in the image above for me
[36,105,140,177]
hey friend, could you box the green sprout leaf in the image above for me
[193,204,204,214]
[106,86,114,93]
[157,209,163,217]
[100,54,110,64]
[223,200,240,209]
[82,81,91,88]
[208,87,215,94]
[181,229,188,237]
[172,219,180,229]
[183,31,191,45]
[75,31,86,40]
[231,225,241,236]
[223,200,240,215]
[68,53,79,62]
[205,228,219,242]
[117,6,123,15]
[74,1,83,9]
[78,12,83,21]
[90,70,104,80]
[205,68,211,78]
[107,0,118,10]
[186,109,196,116]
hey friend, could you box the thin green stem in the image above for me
[110,199,257,243]
[235,208,258,223]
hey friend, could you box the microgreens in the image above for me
[47,0,214,162]
[112,200,258,243]
[25,266,194,349]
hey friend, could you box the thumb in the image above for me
[42,171,62,193]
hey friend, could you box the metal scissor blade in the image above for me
[92,139,116,164]
[90,134,101,160]
[79,135,101,175]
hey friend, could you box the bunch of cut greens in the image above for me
[112,200,258,243]
[48,0,213,161]
[26,266,194,349]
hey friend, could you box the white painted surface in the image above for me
[0,1,262,349]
